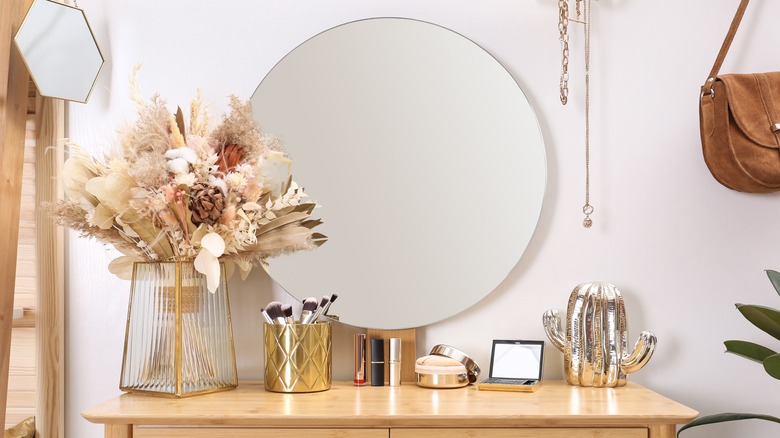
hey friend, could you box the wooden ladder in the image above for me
[1,0,35,430]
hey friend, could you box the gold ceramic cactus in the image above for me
[543,282,656,387]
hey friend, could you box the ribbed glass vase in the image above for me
[119,260,238,397]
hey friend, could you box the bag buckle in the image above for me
[701,78,716,99]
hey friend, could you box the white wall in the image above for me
[66,1,780,437]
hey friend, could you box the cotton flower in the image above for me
[165,147,199,175]
[167,157,189,175]
[165,146,198,164]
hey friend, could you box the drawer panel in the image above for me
[391,429,646,438]
[134,427,388,438]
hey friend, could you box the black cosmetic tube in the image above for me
[371,338,385,386]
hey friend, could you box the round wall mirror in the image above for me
[251,18,546,329]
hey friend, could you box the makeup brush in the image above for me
[319,293,339,320]
[310,295,331,323]
[265,301,286,324]
[282,304,295,324]
[300,297,319,324]
[260,307,274,324]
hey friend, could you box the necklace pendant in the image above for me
[582,204,594,228]
[583,217,592,228]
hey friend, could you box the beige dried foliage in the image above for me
[168,114,185,147]
[127,151,169,188]
[128,63,146,107]
[221,238,317,264]
[211,95,264,161]
[261,133,284,153]
[190,88,209,137]
[48,202,143,256]
[120,95,173,163]
[50,75,326,282]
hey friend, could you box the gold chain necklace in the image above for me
[558,0,569,105]
[583,0,593,228]
[558,0,594,228]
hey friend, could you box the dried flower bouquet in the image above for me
[52,69,325,292]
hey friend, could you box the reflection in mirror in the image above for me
[14,0,103,103]
[252,18,546,329]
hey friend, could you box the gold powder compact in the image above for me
[416,344,481,388]
[415,355,470,388]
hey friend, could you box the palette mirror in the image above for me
[251,18,546,329]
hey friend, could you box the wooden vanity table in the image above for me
[83,381,697,438]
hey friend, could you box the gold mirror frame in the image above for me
[13,0,103,103]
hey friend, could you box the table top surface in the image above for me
[82,380,699,428]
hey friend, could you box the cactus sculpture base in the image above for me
[543,282,656,387]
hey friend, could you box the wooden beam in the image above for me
[0,0,34,429]
[36,96,66,438]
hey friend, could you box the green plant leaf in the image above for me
[724,340,776,363]
[677,413,780,436]
[737,304,780,341]
[766,270,780,297]
[764,353,780,379]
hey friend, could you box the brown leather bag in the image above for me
[700,0,780,193]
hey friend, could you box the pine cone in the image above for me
[217,143,242,174]
[189,184,225,226]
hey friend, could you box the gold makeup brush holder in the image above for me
[264,322,332,393]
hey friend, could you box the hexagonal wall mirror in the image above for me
[14,0,103,103]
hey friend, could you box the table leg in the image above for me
[105,424,133,438]
[648,424,676,438]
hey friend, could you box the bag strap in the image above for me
[702,0,751,96]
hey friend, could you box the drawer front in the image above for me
[134,427,389,438]
[391,429,647,438]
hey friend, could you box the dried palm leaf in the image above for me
[256,211,311,236]
[246,225,318,254]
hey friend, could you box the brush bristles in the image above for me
[303,298,318,312]
[319,296,329,307]
[265,302,284,320]
[330,293,338,303]
[282,304,293,318]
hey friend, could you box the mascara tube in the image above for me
[371,338,385,386]
[354,334,366,386]
[389,337,401,387]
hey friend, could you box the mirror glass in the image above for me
[14,0,103,103]
[251,18,546,329]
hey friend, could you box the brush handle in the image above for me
[310,299,330,323]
